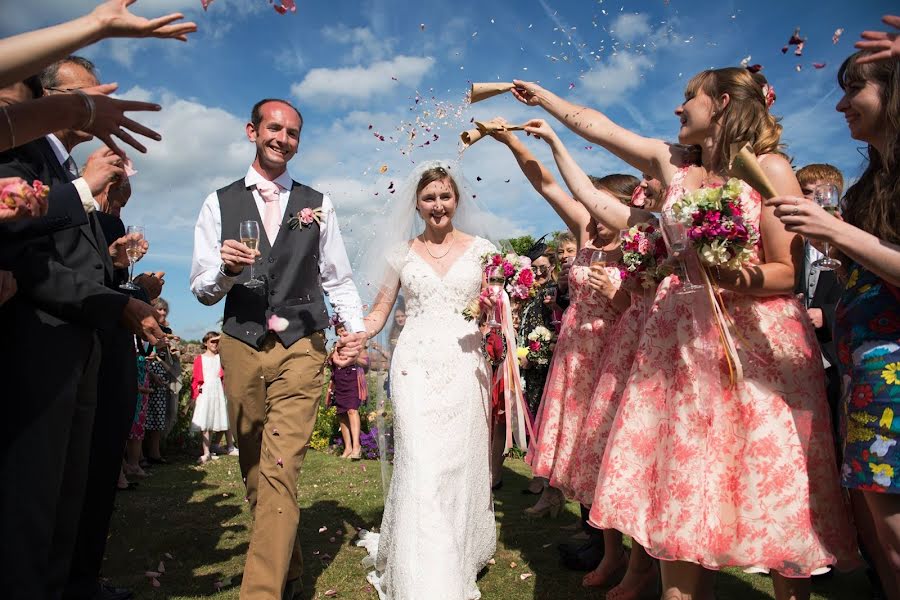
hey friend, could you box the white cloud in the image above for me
[580,52,653,108]
[611,13,652,43]
[321,25,394,63]
[291,56,435,106]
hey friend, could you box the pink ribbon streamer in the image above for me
[492,289,534,454]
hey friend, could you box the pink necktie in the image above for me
[256,180,283,245]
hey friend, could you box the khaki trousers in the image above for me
[219,332,327,600]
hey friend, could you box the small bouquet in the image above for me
[524,325,553,366]
[461,253,537,321]
[619,222,671,289]
[670,178,759,272]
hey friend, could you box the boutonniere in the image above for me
[287,207,324,230]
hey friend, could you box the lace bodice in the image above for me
[387,236,496,321]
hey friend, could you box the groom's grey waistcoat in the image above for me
[218,178,329,350]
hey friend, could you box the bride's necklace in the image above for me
[423,231,456,260]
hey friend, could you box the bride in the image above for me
[355,160,498,599]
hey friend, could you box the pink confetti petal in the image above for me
[276,457,284,467]
[267,314,289,333]
[832,28,844,45]
[568,82,576,89]
[151,577,161,588]
[157,561,166,573]
[318,526,328,533]
[200,0,215,10]
[324,590,338,597]
[520,573,533,580]
[813,62,826,69]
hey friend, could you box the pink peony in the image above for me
[529,340,542,352]
[502,262,515,278]
[491,254,503,266]
[517,267,535,287]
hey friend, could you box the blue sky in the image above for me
[3,0,891,340]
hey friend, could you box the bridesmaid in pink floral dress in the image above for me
[488,123,631,517]
[513,68,858,600]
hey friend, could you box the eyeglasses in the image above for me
[533,266,551,275]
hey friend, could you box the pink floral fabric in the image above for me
[552,292,652,505]
[527,247,623,480]
[589,168,860,576]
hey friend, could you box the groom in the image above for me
[190,98,366,599]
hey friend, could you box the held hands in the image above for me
[220,239,260,274]
[89,0,198,42]
[856,15,900,64]
[109,232,147,269]
[333,331,367,366]
[765,195,843,243]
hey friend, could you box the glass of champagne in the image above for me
[119,225,144,291]
[662,209,704,295]
[812,183,842,271]
[239,220,264,288]
[485,265,505,329]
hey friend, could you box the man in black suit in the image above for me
[0,59,164,599]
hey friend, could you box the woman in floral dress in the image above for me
[513,67,858,600]
[490,123,631,518]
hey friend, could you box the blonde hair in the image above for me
[684,67,785,168]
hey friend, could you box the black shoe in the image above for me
[92,584,134,600]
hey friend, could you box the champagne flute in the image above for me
[661,210,704,295]
[239,220,264,288]
[812,184,842,271]
[119,225,144,291]
[485,265,505,329]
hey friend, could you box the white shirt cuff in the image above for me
[344,317,366,335]
[72,177,94,212]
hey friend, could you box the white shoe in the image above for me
[227,447,239,456]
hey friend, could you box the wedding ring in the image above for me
[791,207,799,216]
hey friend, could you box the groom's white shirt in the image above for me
[190,165,365,332]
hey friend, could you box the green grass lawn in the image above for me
[104,451,872,599]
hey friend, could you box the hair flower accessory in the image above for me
[288,206,324,230]
[761,83,776,109]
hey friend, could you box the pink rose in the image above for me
[491,254,503,266]
[529,340,541,352]
[299,207,315,225]
[517,268,535,287]
[502,262,515,278]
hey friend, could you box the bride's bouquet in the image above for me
[619,222,671,289]
[670,178,759,272]
[462,252,537,321]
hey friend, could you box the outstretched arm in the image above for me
[511,80,677,182]
[362,278,401,339]
[487,120,591,247]
[0,0,197,89]
[524,118,654,233]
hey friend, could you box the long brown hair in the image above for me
[684,67,785,168]
[589,173,640,204]
[838,52,900,245]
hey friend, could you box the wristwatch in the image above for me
[219,263,242,278]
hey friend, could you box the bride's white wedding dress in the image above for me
[357,236,497,600]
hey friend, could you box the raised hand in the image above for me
[78,83,163,157]
[855,15,900,65]
[522,118,558,143]
[486,117,517,144]
[82,146,126,195]
[90,0,199,42]
[510,80,551,107]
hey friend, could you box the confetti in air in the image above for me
[833,28,844,45]
[781,28,805,55]
[812,62,826,69]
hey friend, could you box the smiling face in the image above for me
[416,176,458,230]
[393,309,407,327]
[675,88,719,146]
[639,174,664,211]
[556,241,577,262]
[247,101,301,175]
[532,255,551,285]
[837,77,886,148]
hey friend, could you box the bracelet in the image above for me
[1,106,14,148]
[72,90,96,130]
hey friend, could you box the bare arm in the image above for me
[362,279,401,340]
[488,123,592,246]
[511,79,676,182]
[525,118,654,232]
[715,154,800,296]
[767,196,900,288]
[0,0,196,89]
